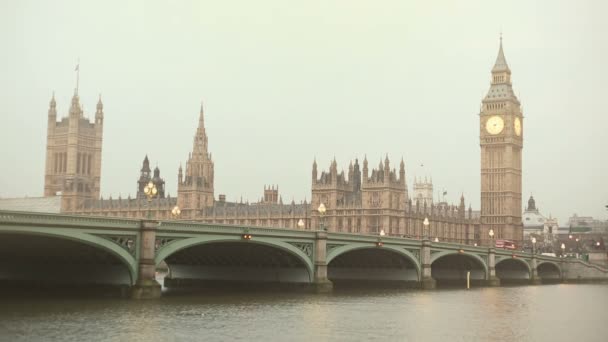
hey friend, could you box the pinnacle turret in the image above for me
[96,94,103,111]
[49,92,56,108]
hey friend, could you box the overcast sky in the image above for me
[1,0,607,224]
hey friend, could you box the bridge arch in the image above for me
[495,257,531,282]
[430,251,488,285]
[430,250,488,270]
[537,260,562,281]
[326,244,420,284]
[0,227,137,285]
[155,235,314,285]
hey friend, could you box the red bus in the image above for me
[495,239,516,250]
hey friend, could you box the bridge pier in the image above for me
[486,248,501,286]
[420,239,436,289]
[530,256,542,285]
[131,220,162,299]
[312,231,333,292]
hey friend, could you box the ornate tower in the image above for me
[480,37,523,245]
[412,176,433,206]
[360,155,407,234]
[177,104,215,218]
[137,156,165,199]
[43,83,104,212]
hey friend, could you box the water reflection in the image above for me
[0,284,607,342]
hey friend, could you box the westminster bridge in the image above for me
[1,210,607,299]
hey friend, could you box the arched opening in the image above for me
[431,254,486,287]
[162,242,311,289]
[327,248,419,288]
[495,258,530,284]
[537,262,561,283]
[0,233,132,296]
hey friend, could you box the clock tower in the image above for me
[480,37,523,246]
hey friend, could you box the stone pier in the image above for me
[131,220,162,299]
[420,239,437,289]
[312,231,333,292]
[486,248,501,286]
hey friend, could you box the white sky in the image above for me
[1,0,607,224]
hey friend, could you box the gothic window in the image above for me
[371,192,380,207]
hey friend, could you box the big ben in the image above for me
[480,37,523,246]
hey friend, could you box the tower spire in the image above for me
[199,101,205,127]
[492,36,510,73]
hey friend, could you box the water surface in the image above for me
[1,284,607,342]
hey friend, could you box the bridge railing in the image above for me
[158,219,317,238]
[0,210,141,229]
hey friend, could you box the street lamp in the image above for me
[434,237,439,243]
[297,219,305,229]
[379,229,386,236]
[423,217,429,240]
[489,228,495,247]
[143,181,158,219]
[318,203,327,231]
[561,243,566,257]
[531,237,536,255]
[171,205,181,219]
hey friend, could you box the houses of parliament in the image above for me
[41,39,524,246]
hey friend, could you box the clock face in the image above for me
[514,117,522,136]
[485,116,504,135]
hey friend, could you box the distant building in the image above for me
[563,214,608,234]
[522,196,556,246]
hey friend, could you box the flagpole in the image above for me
[75,58,80,95]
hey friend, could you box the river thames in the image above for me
[1,283,607,342]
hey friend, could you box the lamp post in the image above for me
[318,203,327,231]
[434,237,439,243]
[297,219,305,230]
[171,205,181,219]
[561,243,566,257]
[379,229,386,237]
[489,228,495,247]
[531,237,536,255]
[423,217,429,240]
[143,181,158,219]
